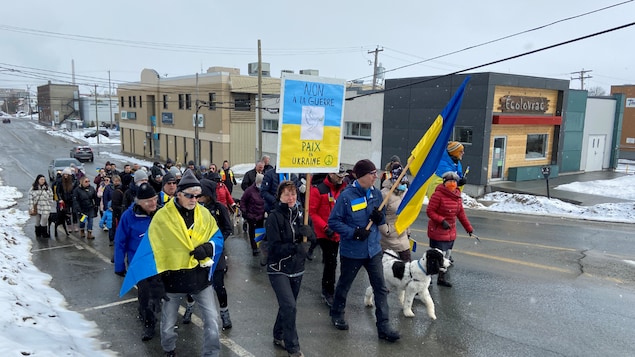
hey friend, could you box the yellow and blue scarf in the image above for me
[119,199,224,297]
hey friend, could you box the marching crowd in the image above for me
[27,142,475,357]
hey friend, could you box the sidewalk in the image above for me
[488,170,629,206]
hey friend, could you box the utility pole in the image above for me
[195,73,200,166]
[571,69,592,90]
[108,70,113,128]
[368,46,383,90]
[95,84,100,145]
[257,39,263,163]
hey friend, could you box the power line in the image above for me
[346,21,635,101]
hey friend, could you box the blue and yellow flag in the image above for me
[119,200,224,297]
[394,77,470,234]
[255,227,266,247]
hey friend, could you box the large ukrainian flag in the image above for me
[119,199,225,297]
[394,77,470,234]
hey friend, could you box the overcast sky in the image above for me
[1,0,634,95]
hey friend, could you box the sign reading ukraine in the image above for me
[276,74,346,173]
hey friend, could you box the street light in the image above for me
[194,99,208,167]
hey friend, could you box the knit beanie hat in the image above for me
[162,172,176,187]
[390,155,401,163]
[169,166,181,178]
[178,169,201,192]
[133,170,148,183]
[62,167,72,175]
[447,141,464,157]
[442,171,460,182]
[136,183,157,200]
[200,179,218,201]
[352,159,376,179]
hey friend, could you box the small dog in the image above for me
[48,210,70,238]
[364,248,450,320]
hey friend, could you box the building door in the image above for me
[585,135,605,172]
[491,136,506,180]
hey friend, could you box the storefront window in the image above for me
[525,134,547,159]
[453,126,473,144]
[345,122,372,139]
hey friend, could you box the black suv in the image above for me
[84,130,110,138]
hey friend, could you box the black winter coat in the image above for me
[72,184,99,218]
[265,202,308,276]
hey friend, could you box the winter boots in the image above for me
[437,271,452,288]
[80,229,85,238]
[220,308,232,330]
[87,230,94,239]
[35,226,42,238]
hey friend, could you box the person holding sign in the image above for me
[327,159,400,342]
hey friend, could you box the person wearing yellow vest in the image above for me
[425,141,467,199]
[219,160,237,194]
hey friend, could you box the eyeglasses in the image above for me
[165,181,177,185]
[182,192,202,199]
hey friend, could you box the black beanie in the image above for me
[178,169,201,192]
[200,179,218,202]
[352,159,376,179]
[136,183,157,200]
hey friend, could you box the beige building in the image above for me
[117,67,280,166]
[37,83,80,125]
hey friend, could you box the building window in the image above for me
[208,93,216,110]
[344,121,372,139]
[120,96,125,107]
[139,96,142,108]
[163,95,168,109]
[262,118,279,132]
[525,133,548,159]
[453,126,473,144]
[128,96,133,107]
[127,111,137,120]
[185,94,192,110]
[234,94,250,111]
[178,94,185,110]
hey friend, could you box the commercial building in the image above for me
[36,83,80,124]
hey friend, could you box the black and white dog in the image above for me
[364,248,450,320]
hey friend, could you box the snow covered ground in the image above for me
[0,120,633,354]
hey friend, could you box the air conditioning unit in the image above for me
[248,62,271,77]
[121,111,127,120]
[299,69,319,76]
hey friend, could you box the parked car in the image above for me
[2,118,10,124]
[84,130,109,138]
[70,146,94,162]
[48,158,83,182]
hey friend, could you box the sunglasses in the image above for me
[182,192,202,199]
[165,181,177,185]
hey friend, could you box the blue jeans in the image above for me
[79,215,94,231]
[269,273,303,354]
[330,252,390,329]
[160,285,220,356]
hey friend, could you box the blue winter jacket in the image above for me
[99,209,113,230]
[328,180,385,259]
[114,204,153,274]
[434,150,464,179]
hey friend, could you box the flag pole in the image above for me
[303,173,312,242]
[365,157,414,230]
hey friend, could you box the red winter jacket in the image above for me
[309,178,345,242]
[426,184,473,242]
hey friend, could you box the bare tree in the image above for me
[587,86,607,96]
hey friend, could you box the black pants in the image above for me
[330,253,390,330]
[212,255,228,308]
[269,273,302,354]
[137,275,163,327]
[318,239,339,295]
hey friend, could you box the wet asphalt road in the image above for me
[3,118,635,357]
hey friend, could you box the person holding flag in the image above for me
[425,141,468,199]
[118,170,225,357]
[327,159,400,342]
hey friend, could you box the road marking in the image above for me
[31,244,77,252]
[80,298,255,356]
[455,250,571,273]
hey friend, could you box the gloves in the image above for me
[353,227,370,241]
[296,225,316,242]
[458,177,467,186]
[441,220,451,230]
[324,227,335,238]
[369,207,383,225]
[190,242,214,260]
[298,178,307,194]
[115,270,126,277]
